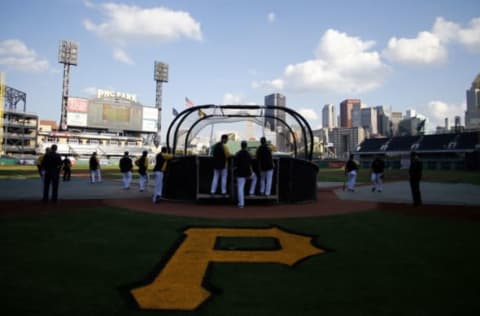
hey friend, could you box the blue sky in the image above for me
[1,0,479,136]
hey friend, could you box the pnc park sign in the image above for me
[128,227,324,311]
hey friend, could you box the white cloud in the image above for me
[432,17,460,43]
[222,93,245,105]
[382,31,447,64]
[113,48,134,65]
[383,16,480,65]
[267,12,276,23]
[83,0,95,8]
[434,16,480,53]
[422,100,465,128]
[298,108,318,120]
[83,3,203,45]
[457,18,480,52]
[255,29,389,94]
[0,39,49,73]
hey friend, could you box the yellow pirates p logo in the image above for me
[130,227,324,311]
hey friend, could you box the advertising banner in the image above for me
[67,112,87,127]
[143,106,158,120]
[142,119,157,132]
[67,97,88,113]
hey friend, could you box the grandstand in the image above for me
[37,131,149,158]
[355,131,480,170]
[34,89,159,158]
[416,133,458,151]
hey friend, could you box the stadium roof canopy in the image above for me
[166,104,314,160]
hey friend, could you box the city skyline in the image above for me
[1,0,479,139]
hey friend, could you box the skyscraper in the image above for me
[360,107,378,135]
[340,99,361,128]
[264,93,287,151]
[465,73,480,128]
[405,108,416,119]
[322,104,336,129]
[375,105,391,136]
[264,93,286,131]
[351,103,363,128]
[390,112,403,136]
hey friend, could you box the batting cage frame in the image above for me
[163,105,318,203]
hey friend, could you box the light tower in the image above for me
[58,40,78,131]
[153,61,169,147]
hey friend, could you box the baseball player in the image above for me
[152,146,173,203]
[119,151,133,189]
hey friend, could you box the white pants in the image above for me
[90,169,102,183]
[371,172,383,191]
[153,171,164,201]
[347,170,357,191]
[211,168,228,194]
[139,172,149,191]
[122,171,132,189]
[260,169,274,196]
[237,173,258,207]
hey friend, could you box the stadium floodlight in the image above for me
[58,40,78,65]
[154,61,169,82]
[58,40,79,131]
[153,61,169,147]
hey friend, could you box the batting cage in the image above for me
[163,105,318,203]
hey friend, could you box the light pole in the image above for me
[153,61,168,147]
[58,40,78,131]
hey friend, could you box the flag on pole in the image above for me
[185,97,195,108]
[172,108,179,117]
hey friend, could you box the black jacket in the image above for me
[256,144,273,171]
[153,153,165,172]
[345,159,358,173]
[42,152,62,174]
[119,157,133,172]
[409,158,423,181]
[371,158,385,173]
[212,142,227,170]
[89,156,99,170]
[235,149,253,177]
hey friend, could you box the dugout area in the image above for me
[162,105,318,203]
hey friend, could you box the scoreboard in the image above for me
[66,90,157,132]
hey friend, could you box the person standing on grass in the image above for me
[119,151,133,189]
[37,147,50,192]
[136,150,149,192]
[235,141,257,208]
[89,152,101,183]
[62,155,72,181]
[41,144,62,203]
[152,146,173,203]
[210,134,231,196]
[409,151,423,206]
[256,136,274,197]
[344,154,359,192]
[370,155,385,192]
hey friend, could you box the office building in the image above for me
[465,73,480,128]
[340,99,361,128]
[264,93,288,151]
[322,104,336,129]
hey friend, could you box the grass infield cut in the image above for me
[2,207,480,316]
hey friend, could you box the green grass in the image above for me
[2,207,480,315]
[0,165,122,180]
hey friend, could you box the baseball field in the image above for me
[1,165,480,315]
